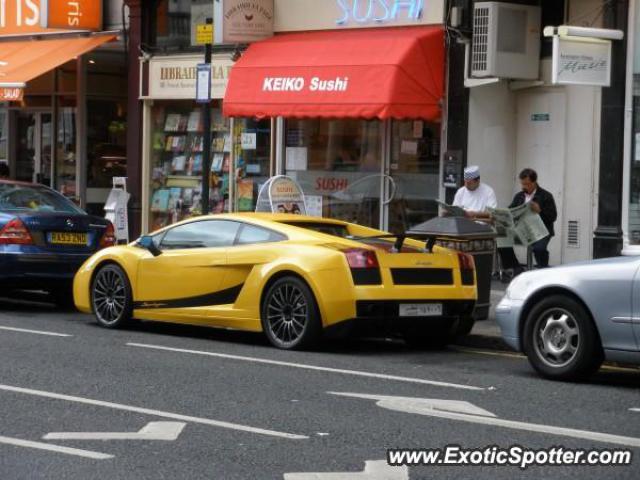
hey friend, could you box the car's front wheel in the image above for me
[261,276,321,350]
[522,294,603,380]
[91,264,134,329]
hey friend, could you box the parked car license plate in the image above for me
[399,303,443,317]
[49,232,88,245]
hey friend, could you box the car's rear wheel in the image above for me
[91,264,133,329]
[261,276,321,350]
[522,295,603,380]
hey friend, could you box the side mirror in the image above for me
[137,235,162,257]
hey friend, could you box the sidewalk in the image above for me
[454,279,509,350]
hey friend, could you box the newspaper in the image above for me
[436,200,466,217]
[489,204,549,247]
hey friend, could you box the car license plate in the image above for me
[49,232,88,246]
[399,303,443,317]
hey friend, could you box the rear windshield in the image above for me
[0,183,83,214]
[283,221,351,238]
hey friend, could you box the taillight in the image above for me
[458,252,475,285]
[0,218,34,245]
[99,222,117,249]
[343,248,379,269]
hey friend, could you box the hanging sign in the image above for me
[551,36,612,87]
[256,175,307,215]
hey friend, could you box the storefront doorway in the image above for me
[15,111,52,185]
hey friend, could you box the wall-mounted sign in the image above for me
[40,0,102,30]
[531,113,550,122]
[551,36,612,87]
[336,0,424,25]
[0,0,102,35]
[146,55,233,100]
[0,86,23,101]
[221,0,274,43]
[274,0,442,32]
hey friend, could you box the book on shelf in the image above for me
[165,136,174,152]
[190,135,203,153]
[177,114,188,132]
[212,137,225,152]
[171,155,186,173]
[187,111,202,132]
[212,153,224,173]
[222,154,230,173]
[164,113,181,132]
[182,188,194,205]
[192,154,203,173]
[151,189,170,212]
[152,132,165,150]
[168,187,182,210]
[237,179,254,211]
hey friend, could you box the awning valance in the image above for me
[223,26,445,120]
[0,33,117,95]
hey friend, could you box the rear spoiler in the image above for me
[345,234,438,253]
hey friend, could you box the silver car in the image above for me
[496,256,640,380]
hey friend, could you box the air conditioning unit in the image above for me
[471,2,541,79]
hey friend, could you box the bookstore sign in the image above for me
[147,55,233,100]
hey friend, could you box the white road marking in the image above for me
[43,421,186,441]
[127,342,485,391]
[0,384,307,440]
[0,435,112,460]
[0,326,72,337]
[284,460,408,480]
[331,392,640,448]
[630,408,640,413]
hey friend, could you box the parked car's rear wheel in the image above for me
[261,276,321,350]
[523,294,602,380]
[91,264,133,328]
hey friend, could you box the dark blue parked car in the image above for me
[0,179,115,306]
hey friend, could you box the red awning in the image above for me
[223,27,445,120]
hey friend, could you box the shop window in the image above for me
[56,108,76,197]
[87,99,127,189]
[149,100,231,232]
[627,0,640,246]
[234,118,271,212]
[150,0,213,52]
[284,119,382,228]
[388,120,441,233]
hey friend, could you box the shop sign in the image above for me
[262,76,349,93]
[551,36,612,87]
[0,0,43,34]
[147,55,233,100]
[0,86,23,101]
[40,0,102,31]
[221,0,274,43]
[274,0,443,32]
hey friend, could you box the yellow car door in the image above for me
[134,219,242,322]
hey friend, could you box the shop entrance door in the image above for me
[15,111,53,186]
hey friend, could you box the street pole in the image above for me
[201,17,213,215]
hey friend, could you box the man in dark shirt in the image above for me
[499,168,557,270]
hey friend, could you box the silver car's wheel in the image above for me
[523,294,603,380]
[91,264,133,328]
[261,276,321,350]
[533,308,580,368]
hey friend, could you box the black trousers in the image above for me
[498,236,552,269]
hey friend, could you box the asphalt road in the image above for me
[0,294,639,480]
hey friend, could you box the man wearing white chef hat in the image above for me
[452,165,497,220]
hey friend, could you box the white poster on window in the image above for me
[241,133,257,150]
[305,195,323,217]
[285,147,308,170]
[401,140,418,155]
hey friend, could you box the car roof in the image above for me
[0,179,43,187]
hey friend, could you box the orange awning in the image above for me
[0,34,117,90]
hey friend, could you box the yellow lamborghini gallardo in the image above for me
[73,213,477,349]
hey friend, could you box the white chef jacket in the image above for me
[453,183,498,212]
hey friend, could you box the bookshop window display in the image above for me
[149,100,231,232]
[233,117,271,212]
